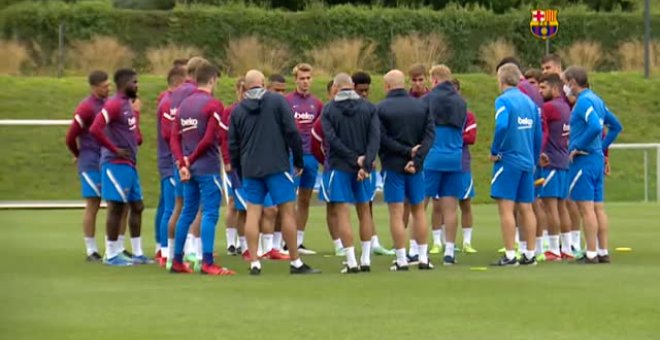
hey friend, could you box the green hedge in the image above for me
[1,1,657,73]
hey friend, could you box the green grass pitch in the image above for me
[1,203,660,339]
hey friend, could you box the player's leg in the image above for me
[104,201,130,265]
[518,202,538,265]
[171,179,201,273]
[355,202,373,271]
[154,187,164,258]
[273,211,284,253]
[125,166,148,264]
[261,201,289,260]
[437,171,463,265]
[388,202,408,270]
[576,200,598,262]
[295,155,319,254]
[407,171,431,269]
[336,202,358,273]
[491,163,521,266]
[100,164,135,266]
[320,171,343,255]
[369,172,393,256]
[429,198,443,255]
[83,197,102,261]
[558,199,574,259]
[567,200,582,255]
[532,199,546,260]
[225,194,239,255]
[569,162,599,263]
[185,209,202,264]
[459,171,477,253]
[594,202,610,263]
[542,198,561,260]
[167,196,182,267]
[158,177,176,267]
[197,174,234,275]
[118,205,129,256]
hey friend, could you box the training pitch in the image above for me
[1,203,659,339]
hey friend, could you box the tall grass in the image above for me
[224,36,291,76]
[560,41,603,72]
[478,39,516,73]
[67,36,134,75]
[309,38,377,76]
[0,40,29,75]
[390,32,452,72]
[617,40,659,72]
[147,44,202,75]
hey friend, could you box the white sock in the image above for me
[184,234,194,255]
[418,244,428,264]
[444,242,455,257]
[505,250,516,260]
[345,246,357,268]
[84,237,98,256]
[195,237,202,260]
[586,250,597,259]
[514,227,520,245]
[262,233,274,253]
[571,230,582,251]
[542,229,549,242]
[395,248,408,267]
[273,232,283,251]
[154,244,161,254]
[560,233,572,254]
[360,241,371,266]
[432,228,443,246]
[371,235,382,249]
[258,233,264,256]
[535,237,543,256]
[333,238,343,250]
[525,250,536,259]
[549,235,560,255]
[250,260,261,269]
[130,237,143,257]
[597,248,608,256]
[118,235,125,251]
[106,239,119,259]
[462,227,473,245]
[239,236,247,252]
[297,230,304,247]
[167,238,174,260]
[409,239,419,256]
[161,246,168,259]
[226,227,237,247]
[519,241,528,254]
[291,258,303,268]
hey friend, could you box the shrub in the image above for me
[617,40,659,72]
[479,39,516,73]
[0,40,29,75]
[309,38,377,76]
[224,36,291,76]
[146,44,202,75]
[560,41,603,71]
[67,36,135,75]
[390,32,452,72]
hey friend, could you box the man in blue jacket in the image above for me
[490,63,543,267]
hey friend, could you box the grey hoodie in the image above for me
[229,87,303,179]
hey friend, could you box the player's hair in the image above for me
[564,66,589,88]
[539,73,563,89]
[113,69,137,88]
[235,76,246,91]
[541,54,562,67]
[333,73,353,88]
[326,80,333,94]
[524,68,543,82]
[429,64,452,81]
[172,58,189,67]
[185,56,208,77]
[167,66,186,86]
[269,73,286,84]
[408,63,426,78]
[497,63,521,87]
[292,63,313,78]
[195,63,219,85]
[351,71,371,85]
[496,56,521,72]
[450,78,461,91]
[88,70,108,87]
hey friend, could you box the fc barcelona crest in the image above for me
[530,9,559,40]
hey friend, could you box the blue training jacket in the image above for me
[569,89,623,158]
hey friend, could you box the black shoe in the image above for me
[406,254,419,265]
[598,255,611,264]
[418,262,434,270]
[249,266,261,276]
[236,246,243,255]
[86,252,102,262]
[122,250,134,258]
[360,265,371,272]
[389,261,409,271]
[491,256,519,267]
[227,245,237,256]
[340,265,360,274]
[519,254,538,266]
[290,263,322,275]
[443,255,456,266]
[576,255,599,264]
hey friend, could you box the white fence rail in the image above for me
[610,143,660,202]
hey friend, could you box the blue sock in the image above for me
[174,253,184,263]
[203,252,214,265]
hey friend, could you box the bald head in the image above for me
[384,70,405,91]
[245,69,265,89]
[333,73,354,90]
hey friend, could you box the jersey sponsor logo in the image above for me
[180,117,198,132]
[562,123,570,136]
[127,116,137,131]
[517,117,534,130]
[294,111,315,123]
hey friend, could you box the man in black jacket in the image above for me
[229,69,320,276]
[378,70,435,271]
[321,73,380,274]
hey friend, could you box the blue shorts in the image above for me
[101,163,143,203]
[172,165,184,198]
[460,171,475,201]
[324,169,371,204]
[243,171,296,206]
[296,155,319,190]
[424,169,463,199]
[539,168,568,199]
[160,176,177,207]
[233,189,274,211]
[79,171,101,198]
[490,162,534,203]
[568,156,604,202]
[368,170,378,202]
[382,170,425,205]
